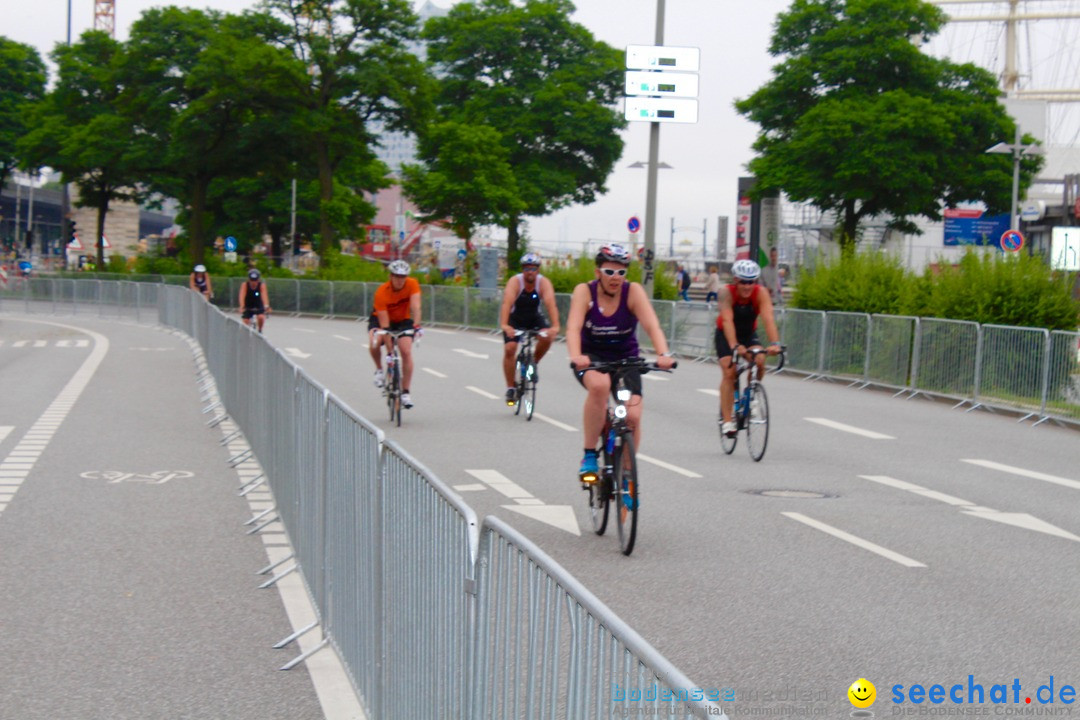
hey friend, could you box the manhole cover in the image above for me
[746,489,833,499]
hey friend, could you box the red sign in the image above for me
[1074,197,1080,219]
[1001,229,1025,252]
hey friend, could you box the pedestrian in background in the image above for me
[704,266,721,307]
[760,247,782,305]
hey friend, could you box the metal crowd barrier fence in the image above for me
[150,284,722,719]
[2,276,1078,427]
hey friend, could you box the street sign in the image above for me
[624,97,698,124]
[624,70,699,99]
[1050,227,1079,271]
[1001,229,1025,252]
[628,216,641,234]
[99,234,111,249]
[225,236,237,252]
[1020,200,1046,222]
[67,237,84,250]
[626,45,700,72]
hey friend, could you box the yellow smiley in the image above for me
[848,678,876,709]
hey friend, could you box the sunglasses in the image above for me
[522,265,539,271]
[600,268,628,277]
[737,279,756,285]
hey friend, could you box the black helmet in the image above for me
[248,269,261,280]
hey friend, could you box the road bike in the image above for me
[511,329,546,420]
[376,328,416,427]
[579,357,675,556]
[720,345,785,461]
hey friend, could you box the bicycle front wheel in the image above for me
[614,433,639,556]
[720,407,737,455]
[746,381,769,461]
[589,451,610,536]
[523,361,537,421]
[388,362,401,426]
[513,357,524,415]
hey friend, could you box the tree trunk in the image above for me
[95,195,110,269]
[315,138,336,255]
[269,223,284,267]
[189,178,209,264]
[506,215,521,270]
[840,199,859,255]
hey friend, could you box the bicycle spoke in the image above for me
[746,382,769,461]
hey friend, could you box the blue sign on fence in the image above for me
[943,209,1010,248]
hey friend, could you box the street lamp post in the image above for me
[986,126,1044,232]
[642,0,665,299]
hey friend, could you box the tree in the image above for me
[735,0,1042,251]
[0,37,46,192]
[20,31,143,268]
[422,0,625,267]
[264,0,432,252]
[401,121,524,245]
[119,7,304,263]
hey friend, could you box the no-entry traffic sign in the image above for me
[1001,229,1025,252]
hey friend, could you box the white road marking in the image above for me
[478,336,503,344]
[637,453,703,478]
[643,374,669,382]
[503,505,581,536]
[465,469,534,499]
[33,340,46,348]
[454,348,489,359]
[961,459,1080,491]
[284,347,312,359]
[532,413,577,432]
[697,388,720,397]
[0,319,108,516]
[782,512,926,567]
[422,367,447,378]
[860,475,974,507]
[13,340,28,347]
[292,327,316,333]
[333,335,352,341]
[75,339,89,347]
[466,386,498,400]
[861,474,1080,542]
[452,483,487,492]
[423,327,452,334]
[804,417,895,439]
[0,426,12,443]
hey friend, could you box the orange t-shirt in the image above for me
[373,277,421,323]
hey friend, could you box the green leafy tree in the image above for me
[0,37,46,192]
[401,121,523,247]
[735,0,1042,251]
[20,31,143,267]
[263,0,432,252]
[422,0,625,267]
[119,7,305,263]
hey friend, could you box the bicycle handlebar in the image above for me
[374,328,418,339]
[571,357,677,374]
[737,345,786,372]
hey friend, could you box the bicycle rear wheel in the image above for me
[614,433,639,556]
[745,381,769,461]
[388,361,401,426]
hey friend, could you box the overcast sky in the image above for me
[7,0,829,256]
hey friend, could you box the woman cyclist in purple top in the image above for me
[566,244,675,484]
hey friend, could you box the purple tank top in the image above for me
[581,280,639,361]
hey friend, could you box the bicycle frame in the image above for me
[376,328,416,427]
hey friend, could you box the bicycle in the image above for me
[511,329,546,420]
[376,328,416,427]
[720,345,786,462]
[578,357,675,556]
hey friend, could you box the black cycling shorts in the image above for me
[503,320,551,343]
[242,308,265,319]
[715,329,760,359]
[571,356,644,397]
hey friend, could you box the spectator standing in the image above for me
[704,266,722,306]
[760,247,782,305]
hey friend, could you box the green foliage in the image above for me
[314,247,393,282]
[792,249,1080,330]
[105,254,128,274]
[0,37,46,189]
[132,254,192,277]
[735,0,1042,249]
[422,0,626,259]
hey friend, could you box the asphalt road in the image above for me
[0,315,341,720]
[257,313,1080,718]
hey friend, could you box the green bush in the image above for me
[792,249,1079,331]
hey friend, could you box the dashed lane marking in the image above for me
[782,512,926,568]
[637,453,702,478]
[0,319,108,516]
[532,413,576,432]
[804,417,895,439]
[466,386,498,400]
[422,368,447,378]
[961,459,1080,492]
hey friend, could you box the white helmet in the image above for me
[732,259,761,282]
[388,260,410,276]
[521,252,541,266]
[194,264,206,273]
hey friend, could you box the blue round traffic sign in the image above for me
[1001,229,1024,252]
[225,236,238,252]
[628,216,641,234]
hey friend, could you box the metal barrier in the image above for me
[911,318,980,401]
[868,314,917,390]
[821,312,870,382]
[977,325,1049,415]
[777,308,827,374]
[1046,331,1080,423]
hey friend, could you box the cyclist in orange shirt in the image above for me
[373,260,422,408]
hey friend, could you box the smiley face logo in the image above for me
[848,678,876,709]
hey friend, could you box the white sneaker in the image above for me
[373,369,385,388]
[722,421,737,437]
[401,392,414,409]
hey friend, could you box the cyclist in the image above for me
[499,252,561,404]
[717,259,781,437]
[373,259,421,409]
[189,264,213,301]
[566,244,675,485]
[239,269,270,332]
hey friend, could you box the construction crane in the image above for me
[94,0,116,37]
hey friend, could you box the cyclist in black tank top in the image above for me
[498,253,561,404]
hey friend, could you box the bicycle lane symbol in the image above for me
[80,470,195,485]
